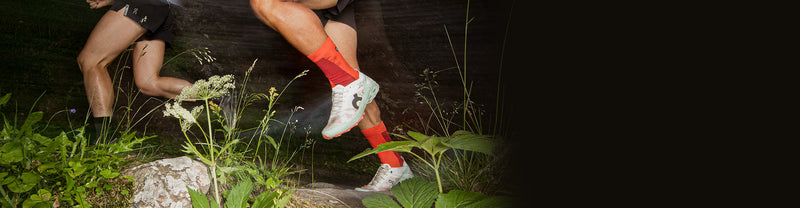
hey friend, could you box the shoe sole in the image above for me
[322,115,363,140]
[322,77,379,139]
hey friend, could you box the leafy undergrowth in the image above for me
[0,93,148,207]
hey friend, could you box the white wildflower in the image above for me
[163,101,204,132]
[176,74,236,101]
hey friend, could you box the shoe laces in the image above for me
[331,86,345,114]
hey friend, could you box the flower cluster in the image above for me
[177,75,235,101]
[163,101,204,132]
[268,87,279,99]
[208,100,221,112]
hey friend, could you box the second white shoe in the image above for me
[355,162,414,192]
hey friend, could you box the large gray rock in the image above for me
[122,156,211,208]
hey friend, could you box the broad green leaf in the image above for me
[7,172,41,193]
[273,190,293,208]
[210,196,220,208]
[1,121,10,139]
[392,177,437,208]
[30,133,52,147]
[21,198,42,208]
[348,141,416,163]
[265,177,276,188]
[68,160,86,178]
[0,174,14,185]
[252,191,278,208]
[21,111,43,134]
[85,180,98,188]
[188,186,211,208]
[20,172,41,185]
[25,190,53,208]
[362,193,402,208]
[100,169,120,179]
[435,189,487,208]
[0,141,24,164]
[37,163,57,173]
[35,189,52,200]
[419,136,449,156]
[443,131,495,156]
[407,131,430,142]
[0,93,11,107]
[225,180,253,208]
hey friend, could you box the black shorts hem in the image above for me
[315,0,357,30]
[110,0,174,47]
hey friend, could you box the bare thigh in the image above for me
[79,8,146,66]
[132,39,166,85]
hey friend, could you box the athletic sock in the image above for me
[361,121,404,167]
[307,37,360,87]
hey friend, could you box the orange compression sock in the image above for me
[361,121,405,167]
[307,37,360,87]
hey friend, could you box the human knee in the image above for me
[250,0,276,18]
[77,52,111,73]
[135,79,161,96]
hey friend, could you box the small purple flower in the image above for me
[69,109,76,114]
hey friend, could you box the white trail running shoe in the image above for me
[355,162,414,192]
[321,71,379,139]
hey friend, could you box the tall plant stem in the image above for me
[408,151,444,193]
[433,154,444,193]
[204,99,221,207]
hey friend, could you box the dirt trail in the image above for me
[292,182,390,208]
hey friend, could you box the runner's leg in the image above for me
[326,18,404,170]
[323,19,382,129]
[131,39,192,98]
[77,8,146,117]
[250,0,334,55]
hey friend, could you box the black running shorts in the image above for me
[315,0,357,30]
[110,0,175,47]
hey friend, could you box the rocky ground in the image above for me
[123,156,389,208]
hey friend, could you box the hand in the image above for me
[86,0,113,9]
